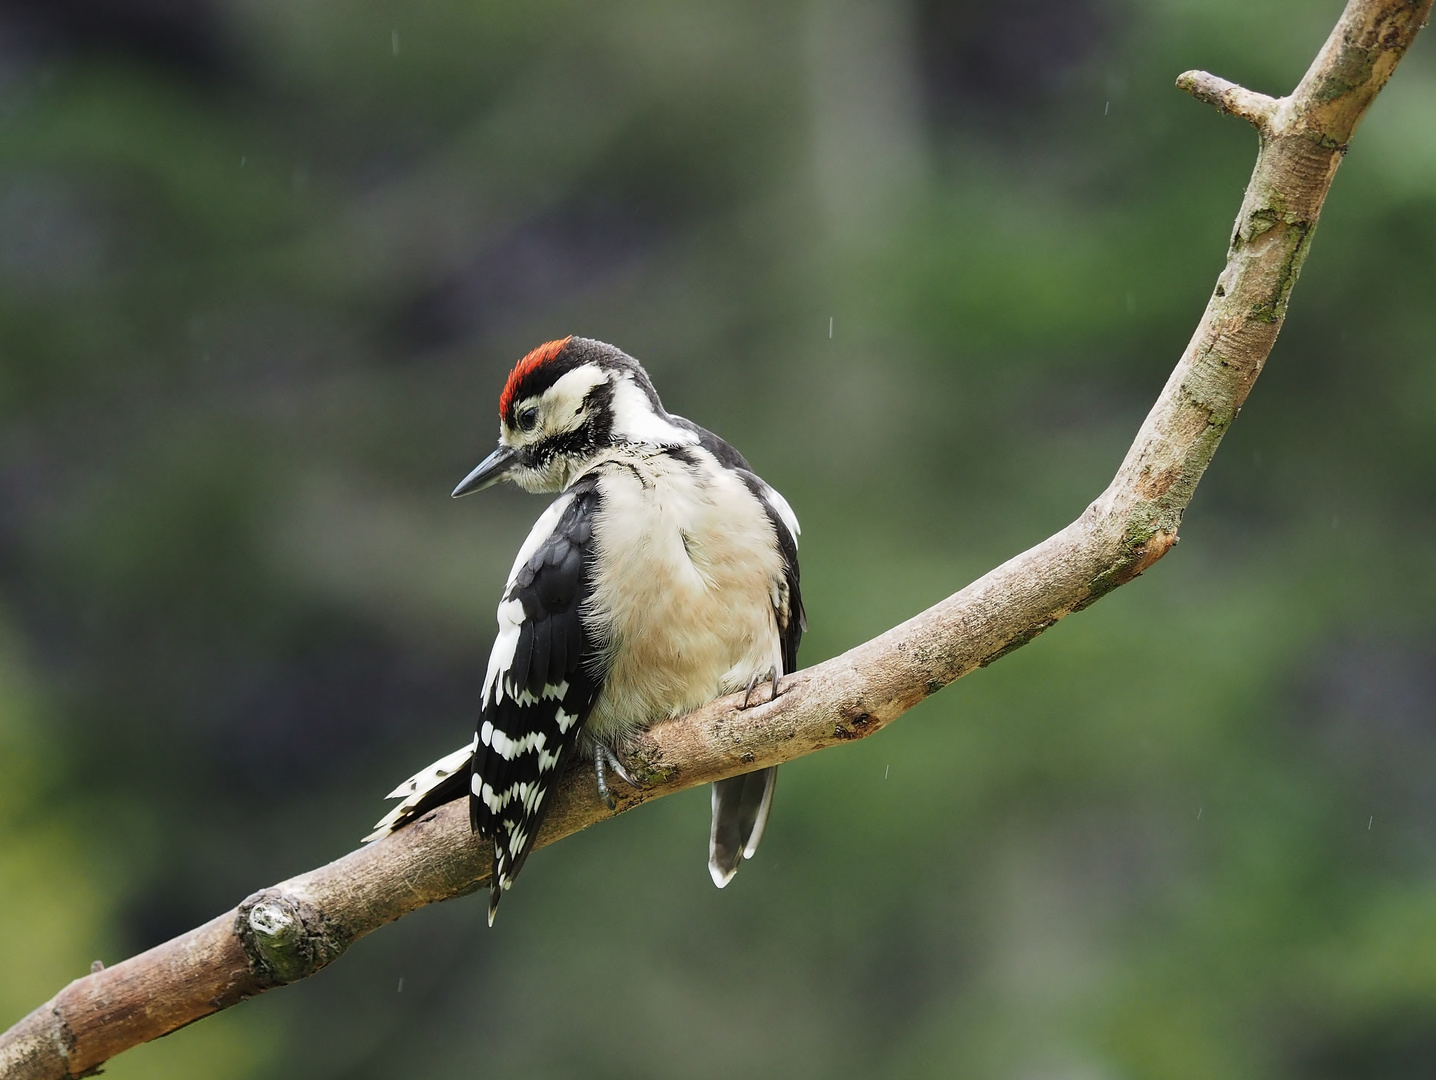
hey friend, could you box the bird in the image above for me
[364,336,804,925]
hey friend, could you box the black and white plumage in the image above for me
[366,336,803,924]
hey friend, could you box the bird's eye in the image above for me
[517,407,539,431]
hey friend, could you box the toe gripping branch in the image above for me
[739,665,781,710]
[593,742,639,810]
[591,662,783,812]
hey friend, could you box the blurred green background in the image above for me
[2,0,1435,1076]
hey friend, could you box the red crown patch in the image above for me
[499,336,573,420]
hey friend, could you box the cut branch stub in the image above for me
[1176,70,1278,128]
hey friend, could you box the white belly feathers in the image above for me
[581,447,785,742]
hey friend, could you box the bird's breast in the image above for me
[583,453,784,739]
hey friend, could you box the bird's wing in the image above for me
[708,469,803,887]
[474,476,605,920]
[736,470,804,671]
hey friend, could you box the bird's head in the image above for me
[453,336,693,496]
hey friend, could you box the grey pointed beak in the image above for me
[452,445,518,497]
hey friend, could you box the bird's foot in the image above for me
[739,665,782,709]
[594,742,639,810]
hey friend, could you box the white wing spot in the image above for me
[486,727,554,761]
[482,597,528,706]
[481,781,503,814]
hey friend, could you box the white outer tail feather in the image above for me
[742,774,776,860]
[362,740,475,843]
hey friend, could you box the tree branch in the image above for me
[3,1,1430,1076]
[1176,71,1279,128]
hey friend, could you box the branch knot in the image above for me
[238,892,347,988]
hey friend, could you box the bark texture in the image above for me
[2,2,1430,1077]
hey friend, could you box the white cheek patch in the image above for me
[543,364,609,433]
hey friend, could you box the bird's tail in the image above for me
[363,741,474,843]
[708,766,777,887]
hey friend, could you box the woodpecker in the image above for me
[365,336,804,924]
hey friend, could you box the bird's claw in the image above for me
[594,742,639,810]
[739,665,782,709]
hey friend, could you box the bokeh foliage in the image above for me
[2,0,1435,1076]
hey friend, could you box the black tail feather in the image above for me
[708,766,777,887]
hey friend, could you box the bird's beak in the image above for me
[452,445,518,497]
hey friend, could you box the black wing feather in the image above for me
[730,467,804,668]
[667,413,753,472]
[709,456,804,887]
[472,477,604,922]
